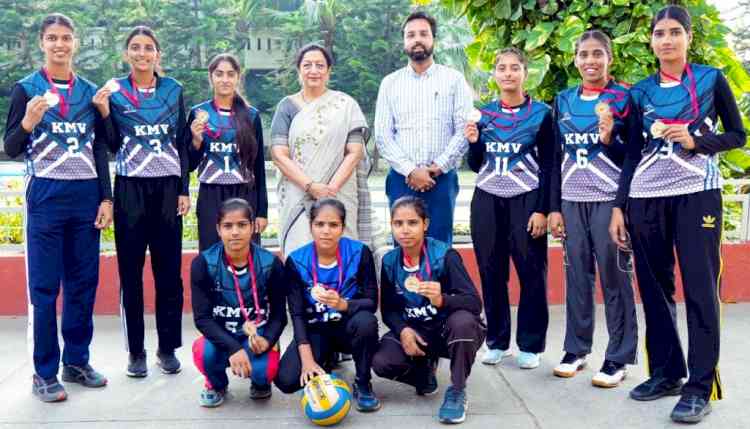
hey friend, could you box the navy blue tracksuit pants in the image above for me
[385,169,459,246]
[628,190,723,400]
[25,177,101,379]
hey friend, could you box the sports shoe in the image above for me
[156,349,181,374]
[592,360,626,388]
[352,381,381,412]
[416,359,439,396]
[127,351,147,378]
[200,387,225,407]
[518,352,541,369]
[61,364,107,387]
[438,386,467,424]
[670,394,712,423]
[630,377,683,401]
[481,348,512,365]
[553,352,586,378]
[32,375,67,402]
[249,382,272,400]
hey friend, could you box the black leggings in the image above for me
[372,310,485,390]
[274,310,379,393]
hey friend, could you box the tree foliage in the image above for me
[427,0,750,175]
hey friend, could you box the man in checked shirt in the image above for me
[374,10,473,246]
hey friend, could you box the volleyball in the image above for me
[300,374,352,426]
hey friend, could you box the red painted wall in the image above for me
[1,244,748,316]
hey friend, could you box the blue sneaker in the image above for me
[32,375,67,402]
[438,386,467,424]
[200,387,225,407]
[61,364,107,387]
[353,382,381,412]
[518,352,541,369]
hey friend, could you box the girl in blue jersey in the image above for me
[187,54,268,251]
[93,26,190,378]
[464,47,554,370]
[548,31,637,387]
[274,198,381,413]
[372,196,485,424]
[3,13,112,402]
[609,5,745,423]
[190,198,286,406]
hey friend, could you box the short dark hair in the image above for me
[217,198,255,225]
[39,13,75,40]
[295,43,334,69]
[651,5,692,34]
[390,196,428,221]
[402,11,437,38]
[575,30,613,60]
[309,198,346,226]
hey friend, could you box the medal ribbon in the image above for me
[657,64,699,125]
[204,100,234,139]
[119,74,155,109]
[311,246,343,292]
[402,243,432,281]
[42,68,74,118]
[225,247,261,324]
[480,96,533,131]
[581,82,630,119]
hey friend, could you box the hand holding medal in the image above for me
[417,280,444,308]
[595,102,615,145]
[464,108,483,144]
[310,247,346,312]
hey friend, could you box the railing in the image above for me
[1,163,749,253]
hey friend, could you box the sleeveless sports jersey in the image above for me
[191,100,258,185]
[381,237,450,326]
[474,98,550,198]
[109,75,183,178]
[554,82,629,202]
[202,242,277,335]
[629,64,722,198]
[287,237,364,324]
[18,70,98,180]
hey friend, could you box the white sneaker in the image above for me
[553,352,586,378]
[592,360,626,388]
[481,348,512,365]
[518,352,541,369]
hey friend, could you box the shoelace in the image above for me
[444,388,464,407]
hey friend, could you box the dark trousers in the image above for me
[196,182,259,251]
[274,311,379,393]
[372,310,485,390]
[25,178,101,379]
[470,187,548,353]
[385,169,459,246]
[561,200,638,364]
[114,176,184,354]
[628,190,723,400]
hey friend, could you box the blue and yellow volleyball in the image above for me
[300,374,352,426]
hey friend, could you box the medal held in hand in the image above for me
[404,275,420,293]
[466,108,482,124]
[43,91,60,107]
[225,249,261,338]
[595,101,611,119]
[650,120,667,139]
[196,109,209,124]
[104,79,120,93]
[311,284,327,302]
[310,246,343,305]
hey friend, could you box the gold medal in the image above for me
[594,102,611,118]
[650,120,667,138]
[243,320,257,337]
[404,275,420,293]
[195,109,209,124]
[311,284,327,302]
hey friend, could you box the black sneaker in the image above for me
[630,376,683,401]
[416,360,439,396]
[670,394,712,423]
[32,375,67,402]
[61,364,107,388]
[127,351,148,378]
[249,382,272,400]
[156,349,181,374]
[352,381,381,412]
